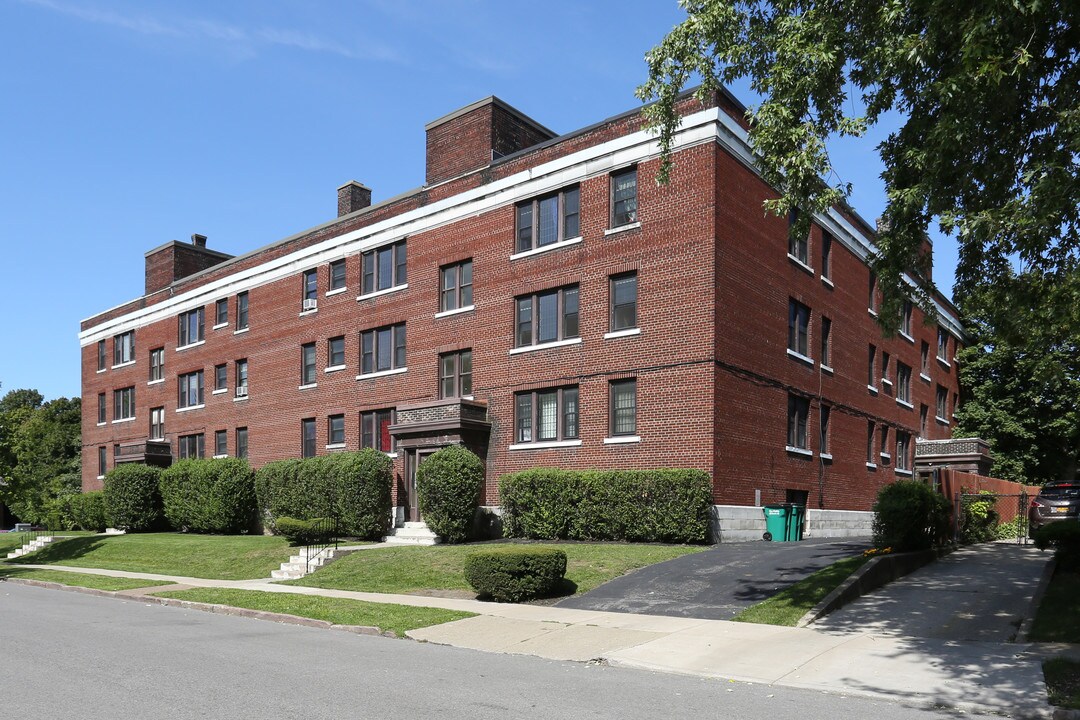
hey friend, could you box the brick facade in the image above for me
[80,89,963,521]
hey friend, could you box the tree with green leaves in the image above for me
[638,0,1078,325]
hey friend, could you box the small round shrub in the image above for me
[463,547,568,602]
[872,479,950,552]
[67,491,107,532]
[103,463,164,532]
[273,516,335,545]
[416,445,484,543]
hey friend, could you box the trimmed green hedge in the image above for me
[255,451,392,539]
[463,547,567,602]
[103,463,164,532]
[416,445,484,543]
[274,516,336,545]
[499,469,712,544]
[872,480,950,551]
[67,491,107,532]
[159,458,256,534]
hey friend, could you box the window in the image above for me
[787,394,810,450]
[236,427,248,459]
[301,343,316,386]
[440,260,473,312]
[516,186,580,254]
[302,269,318,309]
[937,327,949,362]
[901,300,913,336]
[820,317,832,368]
[178,370,204,409]
[610,273,637,332]
[97,393,106,424]
[867,421,876,464]
[821,230,833,280]
[214,364,228,392]
[179,308,205,347]
[868,272,877,313]
[178,433,204,460]
[360,323,406,374]
[788,209,808,264]
[881,351,892,390]
[328,414,345,446]
[301,418,316,458]
[113,386,135,421]
[97,340,106,371]
[113,331,135,366]
[920,404,929,437]
[150,407,164,440]
[897,363,912,404]
[896,431,911,471]
[236,292,249,330]
[868,345,876,388]
[788,299,809,357]
[328,337,345,369]
[98,447,106,478]
[936,384,949,421]
[361,409,396,453]
[329,259,346,291]
[610,379,637,436]
[611,168,637,227]
[880,425,890,463]
[515,387,579,443]
[921,341,930,376]
[362,240,407,294]
[439,350,473,399]
[235,359,248,396]
[819,405,831,455]
[516,286,579,347]
[149,348,164,382]
[215,298,228,326]
[214,430,227,457]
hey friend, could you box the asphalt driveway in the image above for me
[557,537,870,620]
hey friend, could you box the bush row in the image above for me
[499,469,712,544]
[160,458,256,534]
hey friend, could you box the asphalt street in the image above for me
[0,582,962,720]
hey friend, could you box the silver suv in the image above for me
[1029,481,1080,533]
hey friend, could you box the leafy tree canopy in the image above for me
[638,0,1079,324]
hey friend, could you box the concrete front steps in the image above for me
[383,521,441,546]
[270,547,348,580]
[6,535,61,559]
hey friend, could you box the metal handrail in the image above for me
[304,517,339,575]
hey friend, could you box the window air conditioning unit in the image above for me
[235,386,248,398]
[303,298,318,312]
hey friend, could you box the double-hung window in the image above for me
[329,259,346,292]
[937,327,949,363]
[896,432,912,471]
[901,300,913,337]
[214,430,228,457]
[786,394,809,450]
[113,331,135,366]
[881,352,892,391]
[936,385,949,421]
[301,343,317,386]
[328,414,345,447]
[439,350,472,399]
[821,230,833,280]
[235,359,248,396]
[867,421,876,464]
[611,168,637,227]
[215,298,228,326]
[149,348,164,382]
[98,446,106,477]
[897,363,912,404]
[515,286,579,347]
[97,340,107,371]
[440,260,473,312]
[214,364,228,392]
[178,433,204,460]
[178,308,205,347]
[819,405,831,455]
[362,240,406,294]
[361,409,395,453]
[301,418,316,458]
[236,427,248,459]
[302,269,318,310]
[97,393,106,424]
[788,209,808,264]
[328,337,345,370]
[149,407,164,440]
[920,405,929,436]
[515,387,578,444]
[113,386,135,421]
[236,292,249,330]
[868,272,878,313]
[610,379,637,437]
[788,300,810,358]
[360,323,406,374]
[178,370,204,409]
[868,345,877,388]
[820,317,832,368]
[516,186,579,253]
[921,341,930,376]
[610,273,637,332]
[880,426,891,463]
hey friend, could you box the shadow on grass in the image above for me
[6,535,108,565]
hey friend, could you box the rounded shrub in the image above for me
[103,463,164,532]
[872,480,951,552]
[67,491,107,532]
[160,458,256,534]
[416,445,484,543]
[463,547,568,602]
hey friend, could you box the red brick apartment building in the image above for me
[79,89,964,541]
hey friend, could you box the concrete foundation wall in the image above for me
[711,505,873,543]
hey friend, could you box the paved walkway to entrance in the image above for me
[557,537,871,619]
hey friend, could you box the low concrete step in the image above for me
[270,569,305,580]
[383,522,441,546]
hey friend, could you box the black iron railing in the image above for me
[304,517,339,575]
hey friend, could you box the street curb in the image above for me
[0,577,394,638]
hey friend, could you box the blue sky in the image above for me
[0,0,958,402]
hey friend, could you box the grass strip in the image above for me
[6,533,292,580]
[732,554,869,626]
[153,587,474,636]
[283,542,704,597]
[1029,564,1080,643]
[0,566,174,591]
[1044,658,1080,710]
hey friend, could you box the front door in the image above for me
[405,448,437,522]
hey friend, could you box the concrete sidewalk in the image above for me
[7,558,1056,718]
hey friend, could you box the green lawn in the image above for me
[284,542,705,597]
[1029,564,1080,643]
[1044,658,1080,710]
[5,533,292,580]
[0,530,98,557]
[732,554,869,626]
[0,566,174,591]
[153,588,474,636]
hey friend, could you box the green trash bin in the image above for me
[762,503,805,542]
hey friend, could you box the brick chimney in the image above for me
[144,234,233,295]
[337,181,372,217]
[424,96,556,185]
